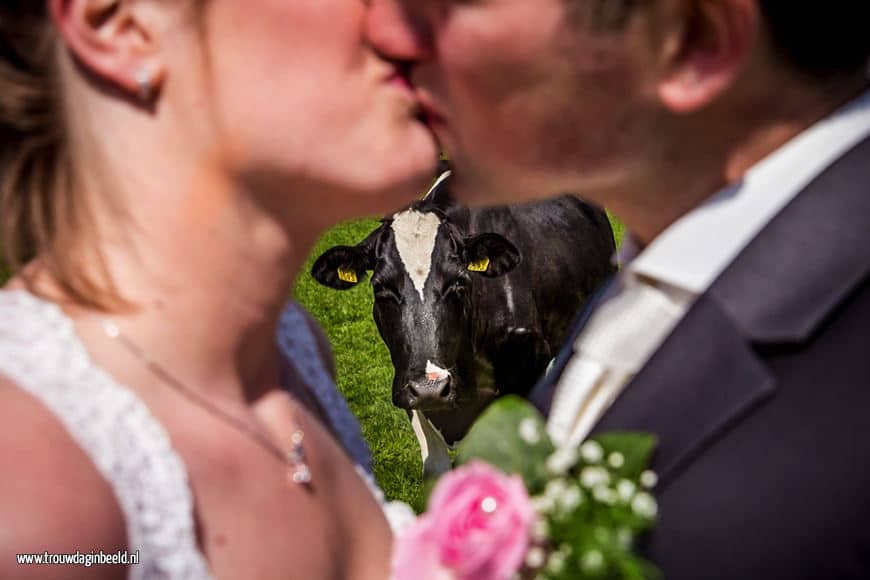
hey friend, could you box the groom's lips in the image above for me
[416,91,447,126]
[385,66,433,122]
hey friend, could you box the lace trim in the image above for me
[276,302,374,474]
[0,291,213,580]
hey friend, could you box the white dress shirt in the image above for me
[547,88,870,448]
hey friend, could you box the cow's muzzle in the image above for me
[404,376,454,410]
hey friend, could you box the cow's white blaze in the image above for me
[425,360,451,382]
[411,410,452,477]
[391,209,442,301]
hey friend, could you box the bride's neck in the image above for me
[53,174,317,403]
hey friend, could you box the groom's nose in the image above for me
[365,0,434,63]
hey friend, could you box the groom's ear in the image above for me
[656,0,757,113]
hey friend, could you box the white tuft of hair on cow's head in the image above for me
[423,169,451,200]
[391,209,442,302]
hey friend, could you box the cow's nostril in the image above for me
[406,377,453,408]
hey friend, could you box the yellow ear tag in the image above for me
[337,267,358,283]
[467,257,490,273]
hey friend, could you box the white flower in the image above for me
[631,491,659,519]
[383,501,417,536]
[560,485,583,511]
[608,451,625,469]
[579,466,610,489]
[592,485,618,505]
[525,547,546,569]
[580,549,605,574]
[580,440,604,463]
[546,446,579,475]
[616,527,633,549]
[544,478,568,501]
[532,518,550,541]
[546,547,569,575]
[532,495,556,514]
[518,418,541,445]
[616,479,637,502]
[640,470,659,489]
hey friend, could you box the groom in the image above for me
[365,1,870,578]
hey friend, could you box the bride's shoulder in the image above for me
[0,377,127,580]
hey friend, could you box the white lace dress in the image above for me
[0,290,413,579]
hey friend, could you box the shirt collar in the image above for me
[625,87,870,294]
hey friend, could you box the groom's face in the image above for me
[366,0,667,205]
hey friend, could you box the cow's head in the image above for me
[312,205,520,418]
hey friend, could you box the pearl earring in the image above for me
[135,69,152,102]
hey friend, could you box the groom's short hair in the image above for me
[585,1,870,78]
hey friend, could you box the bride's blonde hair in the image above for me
[0,2,98,303]
[0,1,206,309]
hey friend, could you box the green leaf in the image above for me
[588,432,658,480]
[455,396,555,493]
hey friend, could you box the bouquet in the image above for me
[391,396,660,580]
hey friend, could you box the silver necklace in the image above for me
[101,319,312,485]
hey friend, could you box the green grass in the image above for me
[294,218,429,510]
[294,211,624,510]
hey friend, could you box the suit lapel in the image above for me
[592,135,870,490]
[591,293,776,488]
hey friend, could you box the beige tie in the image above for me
[547,272,694,447]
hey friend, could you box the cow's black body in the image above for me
[422,194,616,442]
[313,174,616,452]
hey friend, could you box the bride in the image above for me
[0,1,437,579]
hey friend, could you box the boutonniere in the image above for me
[392,396,660,580]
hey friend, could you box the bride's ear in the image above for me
[48,0,167,103]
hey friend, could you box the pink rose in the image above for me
[392,461,535,580]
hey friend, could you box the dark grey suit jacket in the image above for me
[533,135,870,579]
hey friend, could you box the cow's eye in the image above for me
[442,280,469,300]
[373,284,401,304]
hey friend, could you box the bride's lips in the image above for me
[416,91,447,126]
[381,62,446,128]
[384,67,430,121]
[386,70,414,94]
[384,61,418,98]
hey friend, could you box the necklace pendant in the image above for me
[287,430,312,485]
[289,463,312,485]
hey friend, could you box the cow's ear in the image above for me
[311,245,372,289]
[462,233,521,278]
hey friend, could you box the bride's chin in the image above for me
[396,114,440,155]
[374,139,439,191]
[389,155,440,195]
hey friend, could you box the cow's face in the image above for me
[312,208,520,414]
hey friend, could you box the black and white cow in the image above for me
[312,172,616,475]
